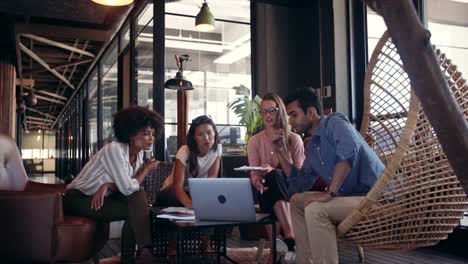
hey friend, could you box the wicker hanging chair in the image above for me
[336,31,468,250]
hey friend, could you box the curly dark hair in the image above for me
[187,115,220,177]
[113,106,163,143]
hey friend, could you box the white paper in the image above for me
[156,213,195,221]
[234,166,265,171]
[160,207,194,214]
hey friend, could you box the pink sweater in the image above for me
[247,130,305,178]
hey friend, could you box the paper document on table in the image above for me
[234,166,264,171]
[160,207,194,214]
[157,214,195,221]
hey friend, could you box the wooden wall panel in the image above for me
[0,61,16,137]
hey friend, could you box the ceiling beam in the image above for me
[35,94,66,105]
[26,107,57,120]
[16,23,111,42]
[26,120,52,126]
[30,58,93,74]
[19,42,75,90]
[21,34,95,58]
[26,116,54,123]
[16,78,35,87]
[35,89,67,101]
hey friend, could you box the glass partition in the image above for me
[88,69,99,155]
[427,0,468,75]
[136,4,154,108]
[163,2,252,156]
[101,41,119,141]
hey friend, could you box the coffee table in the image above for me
[150,207,277,264]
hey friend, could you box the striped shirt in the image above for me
[66,141,144,196]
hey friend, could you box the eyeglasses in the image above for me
[260,107,279,115]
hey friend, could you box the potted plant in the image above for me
[227,85,263,148]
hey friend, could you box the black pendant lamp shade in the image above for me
[195,1,215,32]
[164,55,193,91]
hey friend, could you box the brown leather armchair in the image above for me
[0,181,109,263]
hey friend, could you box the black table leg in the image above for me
[221,227,238,264]
[272,221,277,263]
[176,228,183,264]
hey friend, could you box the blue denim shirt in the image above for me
[287,113,384,197]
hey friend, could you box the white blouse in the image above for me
[161,144,222,191]
[0,135,28,191]
[66,141,144,196]
[175,144,223,178]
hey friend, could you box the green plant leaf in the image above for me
[227,87,263,142]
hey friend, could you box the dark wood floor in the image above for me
[93,227,468,264]
[31,175,468,264]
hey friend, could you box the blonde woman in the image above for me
[248,93,305,258]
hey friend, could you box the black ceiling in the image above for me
[0,0,131,29]
[0,0,134,131]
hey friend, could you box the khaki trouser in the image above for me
[290,193,362,264]
[63,188,152,249]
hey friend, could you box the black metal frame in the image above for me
[153,0,166,161]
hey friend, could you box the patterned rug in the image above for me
[225,247,269,263]
[99,247,271,264]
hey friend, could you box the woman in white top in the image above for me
[160,115,222,208]
[63,106,163,264]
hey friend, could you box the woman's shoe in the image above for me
[283,238,295,251]
[272,238,288,264]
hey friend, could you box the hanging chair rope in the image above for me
[336,31,468,250]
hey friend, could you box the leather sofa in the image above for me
[0,181,109,263]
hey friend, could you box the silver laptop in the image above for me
[189,178,266,222]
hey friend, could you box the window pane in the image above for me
[427,0,468,75]
[101,41,119,141]
[164,13,251,148]
[88,69,98,155]
[120,20,130,51]
[136,4,154,108]
[367,10,387,60]
[137,4,154,36]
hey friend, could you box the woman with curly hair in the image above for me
[63,106,163,264]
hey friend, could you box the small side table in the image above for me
[150,207,276,264]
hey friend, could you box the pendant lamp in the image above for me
[91,0,134,6]
[164,55,193,149]
[195,1,215,32]
[164,55,193,91]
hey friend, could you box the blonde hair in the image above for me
[261,93,292,159]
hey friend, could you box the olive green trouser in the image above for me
[63,188,152,253]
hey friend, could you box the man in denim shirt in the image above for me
[271,89,384,264]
